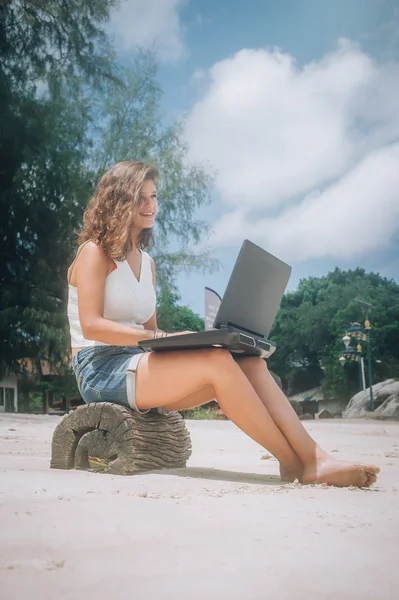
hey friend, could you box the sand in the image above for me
[0,414,398,600]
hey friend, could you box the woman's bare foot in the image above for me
[279,456,303,482]
[302,456,380,488]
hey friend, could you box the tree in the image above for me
[268,268,399,401]
[87,52,218,292]
[0,1,116,88]
[156,291,204,333]
[1,4,216,379]
[0,1,123,375]
[0,87,95,373]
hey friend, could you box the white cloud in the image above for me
[109,0,187,61]
[184,40,399,261]
[211,143,399,261]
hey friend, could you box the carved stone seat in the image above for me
[50,402,192,475]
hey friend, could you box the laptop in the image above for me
[139,239,292,358]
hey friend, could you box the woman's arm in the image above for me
[73,242,156,345]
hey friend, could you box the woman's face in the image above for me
[132,179,158,230]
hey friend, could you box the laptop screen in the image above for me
[213,240,292,339]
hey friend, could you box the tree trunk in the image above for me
[50,403,192,475]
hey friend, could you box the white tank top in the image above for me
[67,249,156,348]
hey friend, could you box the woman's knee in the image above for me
[235,356,268,376]
[199,347,235,373]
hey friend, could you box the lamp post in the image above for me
[355,299,374,412]
[363,318,374,411]
[339,318,374,411]
[340,329,366,389]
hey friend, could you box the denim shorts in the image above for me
[71,345,150,413]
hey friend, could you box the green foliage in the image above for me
[268,268,399,400]
[1,84,93,373]
[181,407,224,420]
[156,291,205,333]
[1,4,215,382]
[87,51,219,290]
[1,0,116,88]
[1,0,118,376]
[28,392,44,414]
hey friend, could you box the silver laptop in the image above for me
[139,239,291,358]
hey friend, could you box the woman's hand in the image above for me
[166,330,194,336]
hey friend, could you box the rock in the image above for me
[50,403,192,475]
[317,409,332,419]
[299,413,314,420]
[374,382,399,419]
[343,379,399,418]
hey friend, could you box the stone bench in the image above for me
[50,402,192,475]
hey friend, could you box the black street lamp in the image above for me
[339,311,374,411]
[340,330,366,391]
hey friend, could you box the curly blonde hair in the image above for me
[78,161,159,260]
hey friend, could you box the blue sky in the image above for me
[109,0,399,317]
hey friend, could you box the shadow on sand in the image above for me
[148,466,282,486]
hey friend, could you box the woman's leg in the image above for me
[136,348,302,475]
[235,357,379,486]
[135,348,378,487]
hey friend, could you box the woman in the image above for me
[68,161,380,487]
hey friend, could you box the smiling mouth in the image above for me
[140,212,155,217]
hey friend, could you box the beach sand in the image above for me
[1,414,398,600]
